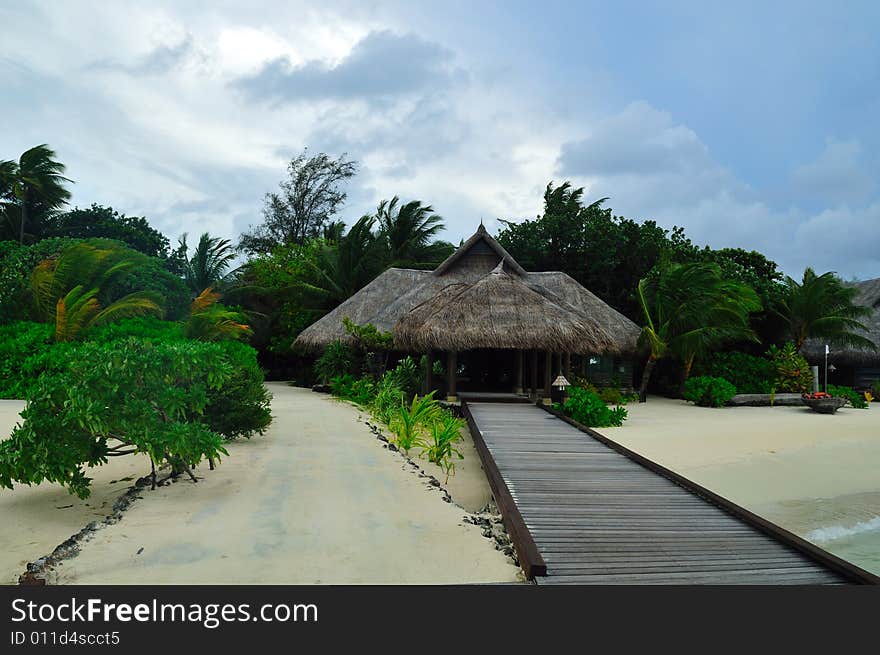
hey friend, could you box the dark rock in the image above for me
[388,444,398,452]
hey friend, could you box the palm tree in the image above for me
[184,287,253,342]
[299,215,385,310]
[775,268,875,352]
[179,232,238,295]
[30,242,163,341]
[0,145,73,243]
[636,262,761,402]
[375,196,446,266]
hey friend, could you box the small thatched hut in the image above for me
[295,224,641,400]
[802,277,880,389]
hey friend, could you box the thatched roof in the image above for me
[294,225,641,354]
[802,277,880,366]
[394,263,626,353]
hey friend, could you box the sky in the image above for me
[2,0,879,279]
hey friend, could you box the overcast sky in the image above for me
[2,1,878,278]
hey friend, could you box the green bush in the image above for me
[682,376,737,407]
[389,392,443,455]
[420,412,465,483]
[0,339,235,499]
[873,380,880,400]
[387,356,421,399]
[767,343,813,393]
[86,316,185,342]
[559,386,628,427]
[202,341,273,439]
[0,322,54,398]
[315,341,357,383]
[699,351,775,394]
[827,384,868,409]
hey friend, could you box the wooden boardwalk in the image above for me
[464,402,876,585]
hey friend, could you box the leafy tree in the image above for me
[42,204,171,259]
[636,262,761,401]
[497,181,697,318]
[374,196,451,266]
[0,144,73,243]
[239,150,357,254]
[775,268,876,352]
[179,232,238,295]
[30,241,163,341]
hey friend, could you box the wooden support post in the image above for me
[424,351,433,395]
[446,350,458,402]
[530,349,538,399]
[543,350,552,405]
[515,350,524,395]
[565,352,571,379]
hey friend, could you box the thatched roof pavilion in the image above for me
[802,277,880,386]
[295,224,640,399]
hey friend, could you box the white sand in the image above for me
[0,400,153,584]
[601,398,880,543]
[9,384,518,584]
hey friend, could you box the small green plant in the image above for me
[390,392,442,455]
[873,380,880,401]
[371,374,405,424]
[560,386,627,427]
[697,351,775,394]
[682,376,737,407]
[827,384,868,409]
[419,411,465,483]
[387,356,421,399]
[315,341,357,383]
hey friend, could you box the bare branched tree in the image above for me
[239,150,357,254]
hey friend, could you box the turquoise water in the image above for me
[762,492,880,576]
[805,516,880,575]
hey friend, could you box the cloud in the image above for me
[559,102,712,177]
[87,34,199,75]
[234,30,460,104]
[791,138,875,206]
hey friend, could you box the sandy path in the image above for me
[47,384,518,584]
[602,397,880,509]
[0,400,152,584]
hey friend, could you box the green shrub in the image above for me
[0,322,54,398]
[315,341,357,383]
[767,343,813,393]
[827,384,868,409]
[0,339,234,499]
[86,316,185,342]
[202,341,273,439]
[873,380,880,400]
[698,351,775,394]
[682,376,737,407]
[560,386,628,427]
[329,374,356,397]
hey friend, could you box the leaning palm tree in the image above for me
[636,262,761,402]
[375,196,446,266]
[30,242,163,341]
[775,268,876,353]
[0,144,73,243]
[299,215,386,310]
[184,287,253,342]
[179,232,238,295]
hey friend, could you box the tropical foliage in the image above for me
[636,262,761,401]
[0,144,72,243]
[30,241,164,341]
[179,232,238,295]
[775,268,876,352]
[184,288,252,342]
